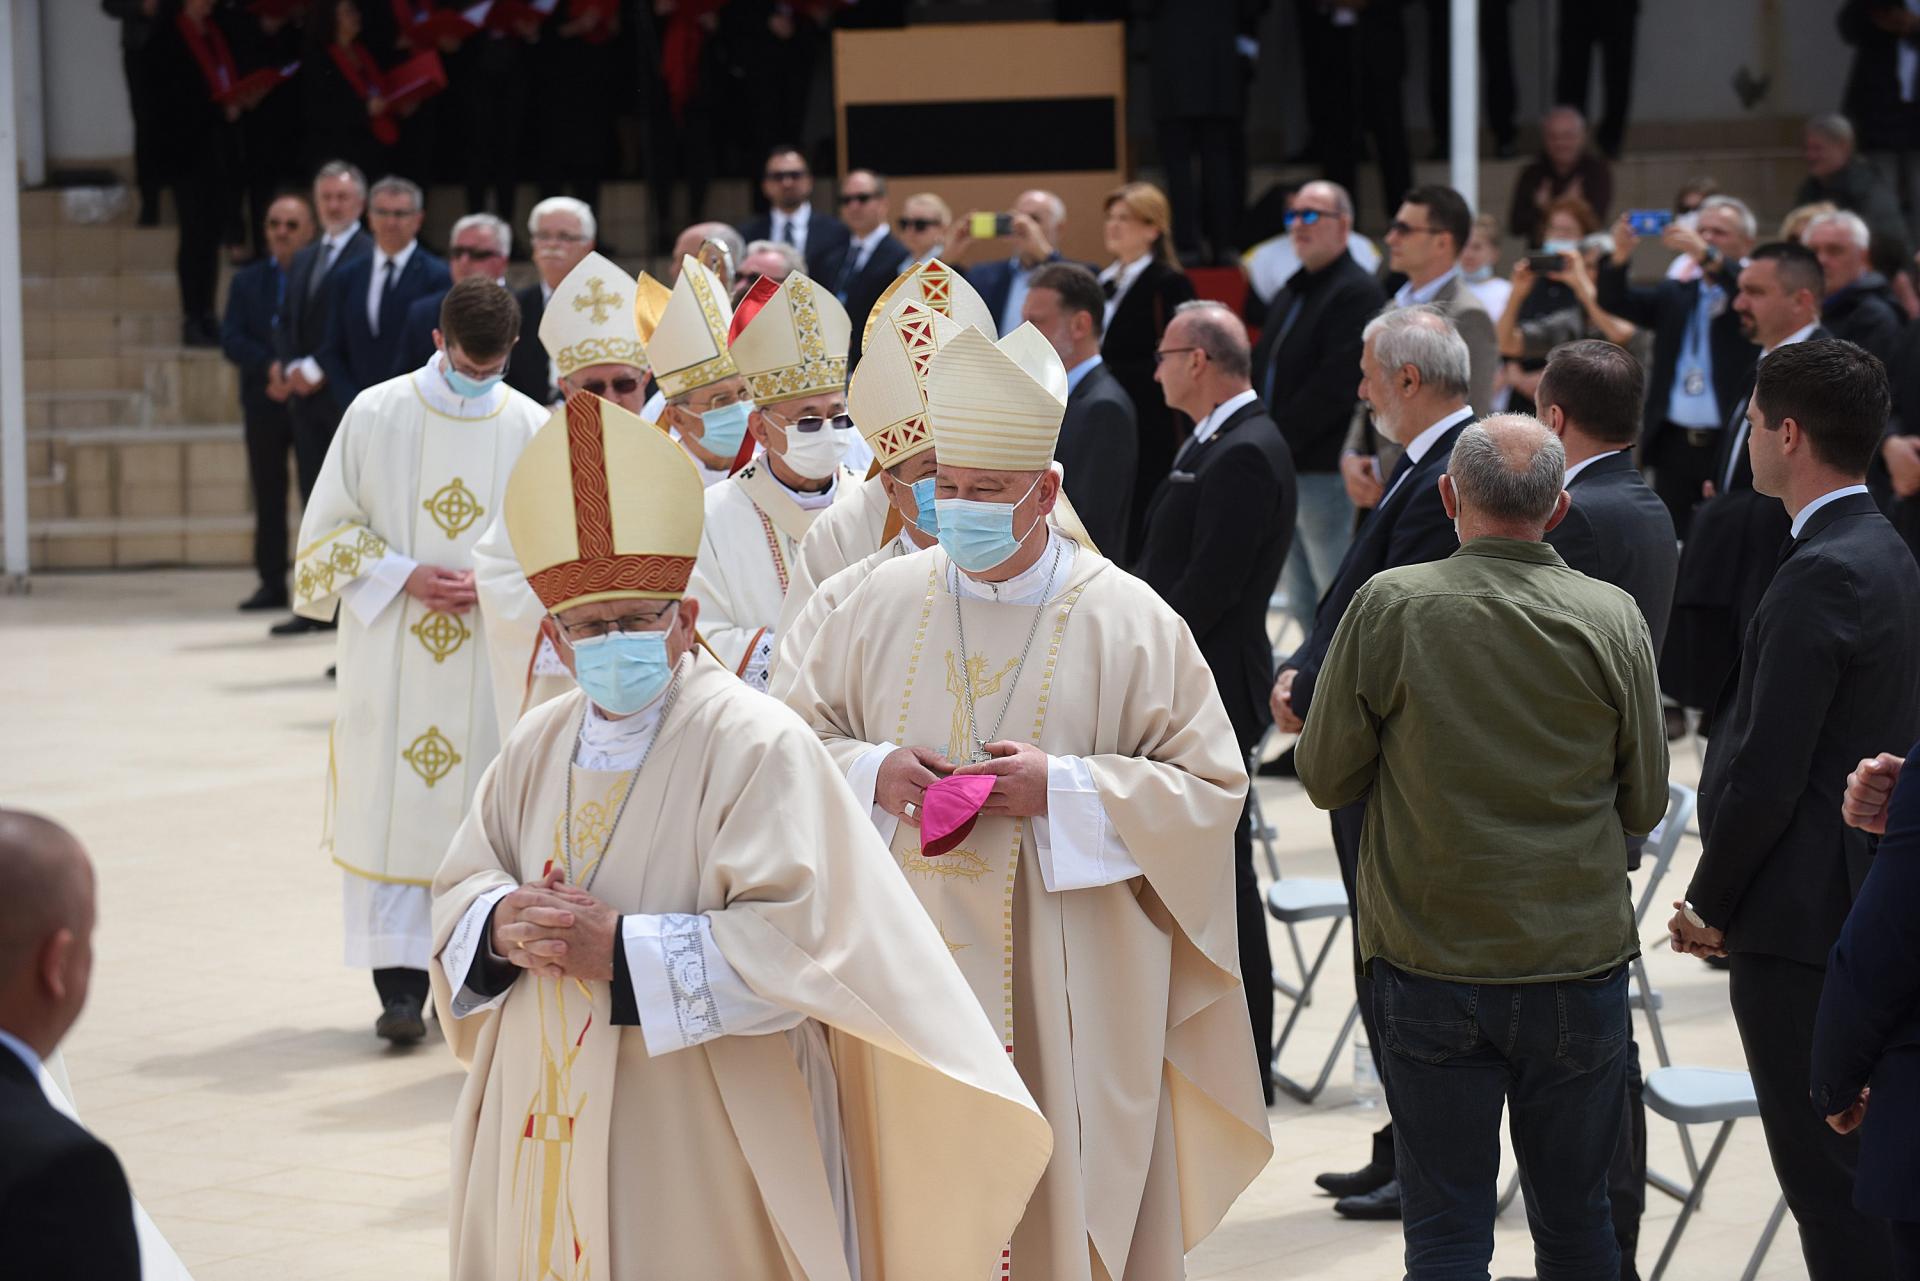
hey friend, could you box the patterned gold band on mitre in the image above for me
[655,351,740,400]
[552,337,647,379]
[744,355,849,406]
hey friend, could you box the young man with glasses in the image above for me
[830,170,911,365]
[292,277,550,1045]
[737,144,850,280]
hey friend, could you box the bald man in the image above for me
[0,810,140,1278]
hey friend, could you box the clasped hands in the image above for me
[490,869,619,982]
[404,564,477,613]
[874,741,1050,827]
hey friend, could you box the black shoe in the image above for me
[1334,1178,1402,1220]
[1664,707,1688,741]
[1257,746,1298,779]
[182,317,220,348]
[270,614,334,636]
[326,663,337,680]
[1315,1128,1395,1198]
[375,995,427,1044]
[238,584,289,612]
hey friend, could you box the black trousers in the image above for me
[1321,27,1414,222]
[1555,0,1639,157]
[373,967,430,1006]
[1331,799,1394,1162]
[1644,427,1719,540]
[1425,0,1517,147]
[243,395,294,591]
[1894,1218,1920,1280]
[1729,952,1895,1280]
[171,143,232,325]
[1158,115,1244,261]
[122,46,163,221]
[290,391,346,504]
[1234,792,1274,1101]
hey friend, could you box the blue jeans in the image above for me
[1278,470,1355,635]
[1374,960,1629,1281]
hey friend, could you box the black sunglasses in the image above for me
[840,192,879,206]
[580,376,642,397]
[766,169,808,182]
[897,217,941,232]
[784,413,853,433]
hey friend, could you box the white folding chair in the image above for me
[1643,1068,1787,1281]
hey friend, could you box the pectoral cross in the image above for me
[573,276,622,324]
[945,651,1018,764]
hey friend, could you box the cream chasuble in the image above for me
[429,664,1052,1281]
[293,358,548,885]
[471,509,575,739]
[783,542,1273,1281]
[686,460,860,686]
[768,532,914,701]
[775,472,892,645]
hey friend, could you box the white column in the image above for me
[0,0,29,586]
[1448,0,1479,211]
[12,0,45,188]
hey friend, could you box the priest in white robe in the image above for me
[430,392,1052,1280]
[637,256,756,487]
[686,268,862,688]
[294,278,550,1042]
[474,252,651,737]
[782,325,1273,1280]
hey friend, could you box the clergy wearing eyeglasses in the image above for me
[430,392,1051,1281]
[782,324,1272,1280]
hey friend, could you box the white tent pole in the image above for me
[0,0,30,587]
[1448,0,1480,210]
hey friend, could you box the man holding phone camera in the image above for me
[950,189,1070,337]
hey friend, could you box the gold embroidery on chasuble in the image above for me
[514,775,633,1281]
[411,610,471,663]
[401,725,462,786]
[295,525,387,606]
[424,476,486,539]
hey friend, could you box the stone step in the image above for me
[25,225,177,277]
[24,270,185,317]
[29,515,257,570]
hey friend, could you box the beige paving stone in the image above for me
[0,570,1811,1280]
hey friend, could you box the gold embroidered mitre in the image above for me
[637,255,737,399]
[728,271,850,405]
[504,392,704,611]
[925,323,1068,472]
[539,252,646,379]
[847,299,965,468]
[861,257,997,350]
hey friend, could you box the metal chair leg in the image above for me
[1273,1002,1360,1104]
[1270,917,1360,1103]
[1634,955,1702,1185]
[1737,1195,1788,1281]
[1649,1119,1737,1281]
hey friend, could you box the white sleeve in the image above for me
[1030,754,1143,893]
[844,740,901,846]
[342,549,418,626]
[294,355,325,384]
[444,884,516,1018]
[622,913,805,1057]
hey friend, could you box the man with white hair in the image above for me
[1298,414,1666,1281]
[393,212,512,376]
[955,189,1070,335]
[1805,209,1905,368]
[1271,303,1477,1221]
[783,321,1272,1279]
[1794,112,1910,274]
[738,238,805,292]
[510,196,598,404]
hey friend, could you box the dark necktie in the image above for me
[780,216,798,248]
[371,258,395,336]
[1381,451,1415,500]
[1777,532,1801,566]
[1100,276,1117,300]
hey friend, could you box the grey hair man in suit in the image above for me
[1670,340,1920,1281]
[1021,262,1138,554]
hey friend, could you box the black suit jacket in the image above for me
[220,255,289,415]
[1101,259,1198,559]
[1545,450,1679,655]
[834,232,912,361]
[1812,732,1920,1221]
[1249,251,1386,473]
[1136,396,1298,748]
[505,284,553,405]
[0,1048,141,1279]
[315,246,451,409]
[1690,493,1920,965]
[392,287,448,381]
[738,205,850,281]
[278,229,371,367]
[1057,361,1139,556]
[1596,259,1757,453]
[1285,417,1468,719]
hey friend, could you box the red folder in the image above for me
[216,62,297,109]
[381,49,449,114]
[483,0,546,33]
[401,9,478,46]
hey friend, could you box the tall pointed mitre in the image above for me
[538,251,646,379]
[847,299,965,469]
[861,257,996,349]
[630,271,673,345]
[504,392,703,611]
[728,271,851,404]
[636,255,737,399]
[925,323,1068,471]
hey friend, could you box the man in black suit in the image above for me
[1805,209,1905,369]
[1250,180,1386,639]
[313,175,450,412]
[736,144,850,286]
[1273,304,1475,1221]
[959,189,1069,336]
[0,809,141,1279]
[1135,299,1295,1102]
[829,170,910,363]
[1598,198,1759,535]
[1815,739,1920,1274]
[1671,340,1920,1281]
[507,197,599,405]
[391,213,513,380]
[1663,242,1826,715]
[1021,262,1138,554]
[1534,339,1678,1281]
[278,161,370,506]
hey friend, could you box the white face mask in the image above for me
[776,415,854,479]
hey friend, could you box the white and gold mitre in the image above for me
[862,257,996,349]
[635,255,737,399]
[925,324,1068,472]
[727,271,850,404]
[539,252,645,379]
[847,299,966,468]
[504,392,703,612]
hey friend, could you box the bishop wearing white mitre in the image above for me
[429,391,1051,1280]
[782,325,1273,1280]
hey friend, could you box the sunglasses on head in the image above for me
[450,245,502,260]
[840,192,879,205]
[897,217,941,232]
[580,376,642,398]
[1284,209,1335,228]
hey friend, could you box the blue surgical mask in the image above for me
[697,399,753,457]
[1462,264,1494,284]
[935,474,1044,573]
[570,628,675,715]
[1542,238,1580,256]
[444,363,503,400]
[906,476,940,537]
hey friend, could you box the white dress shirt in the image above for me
[841,225,891,285]
[1098,254,1154,329]
[772,203,813,257]
[367,239,418,336]
[1790,484,1872,539]
[1394,264,1462,308]
[1380,406,1475,504]
[1722,321,1820,491]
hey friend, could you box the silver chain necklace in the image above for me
[951,539,1062,764]
[563,656,689,891]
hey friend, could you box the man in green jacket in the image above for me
[1298,413,1668,1281]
